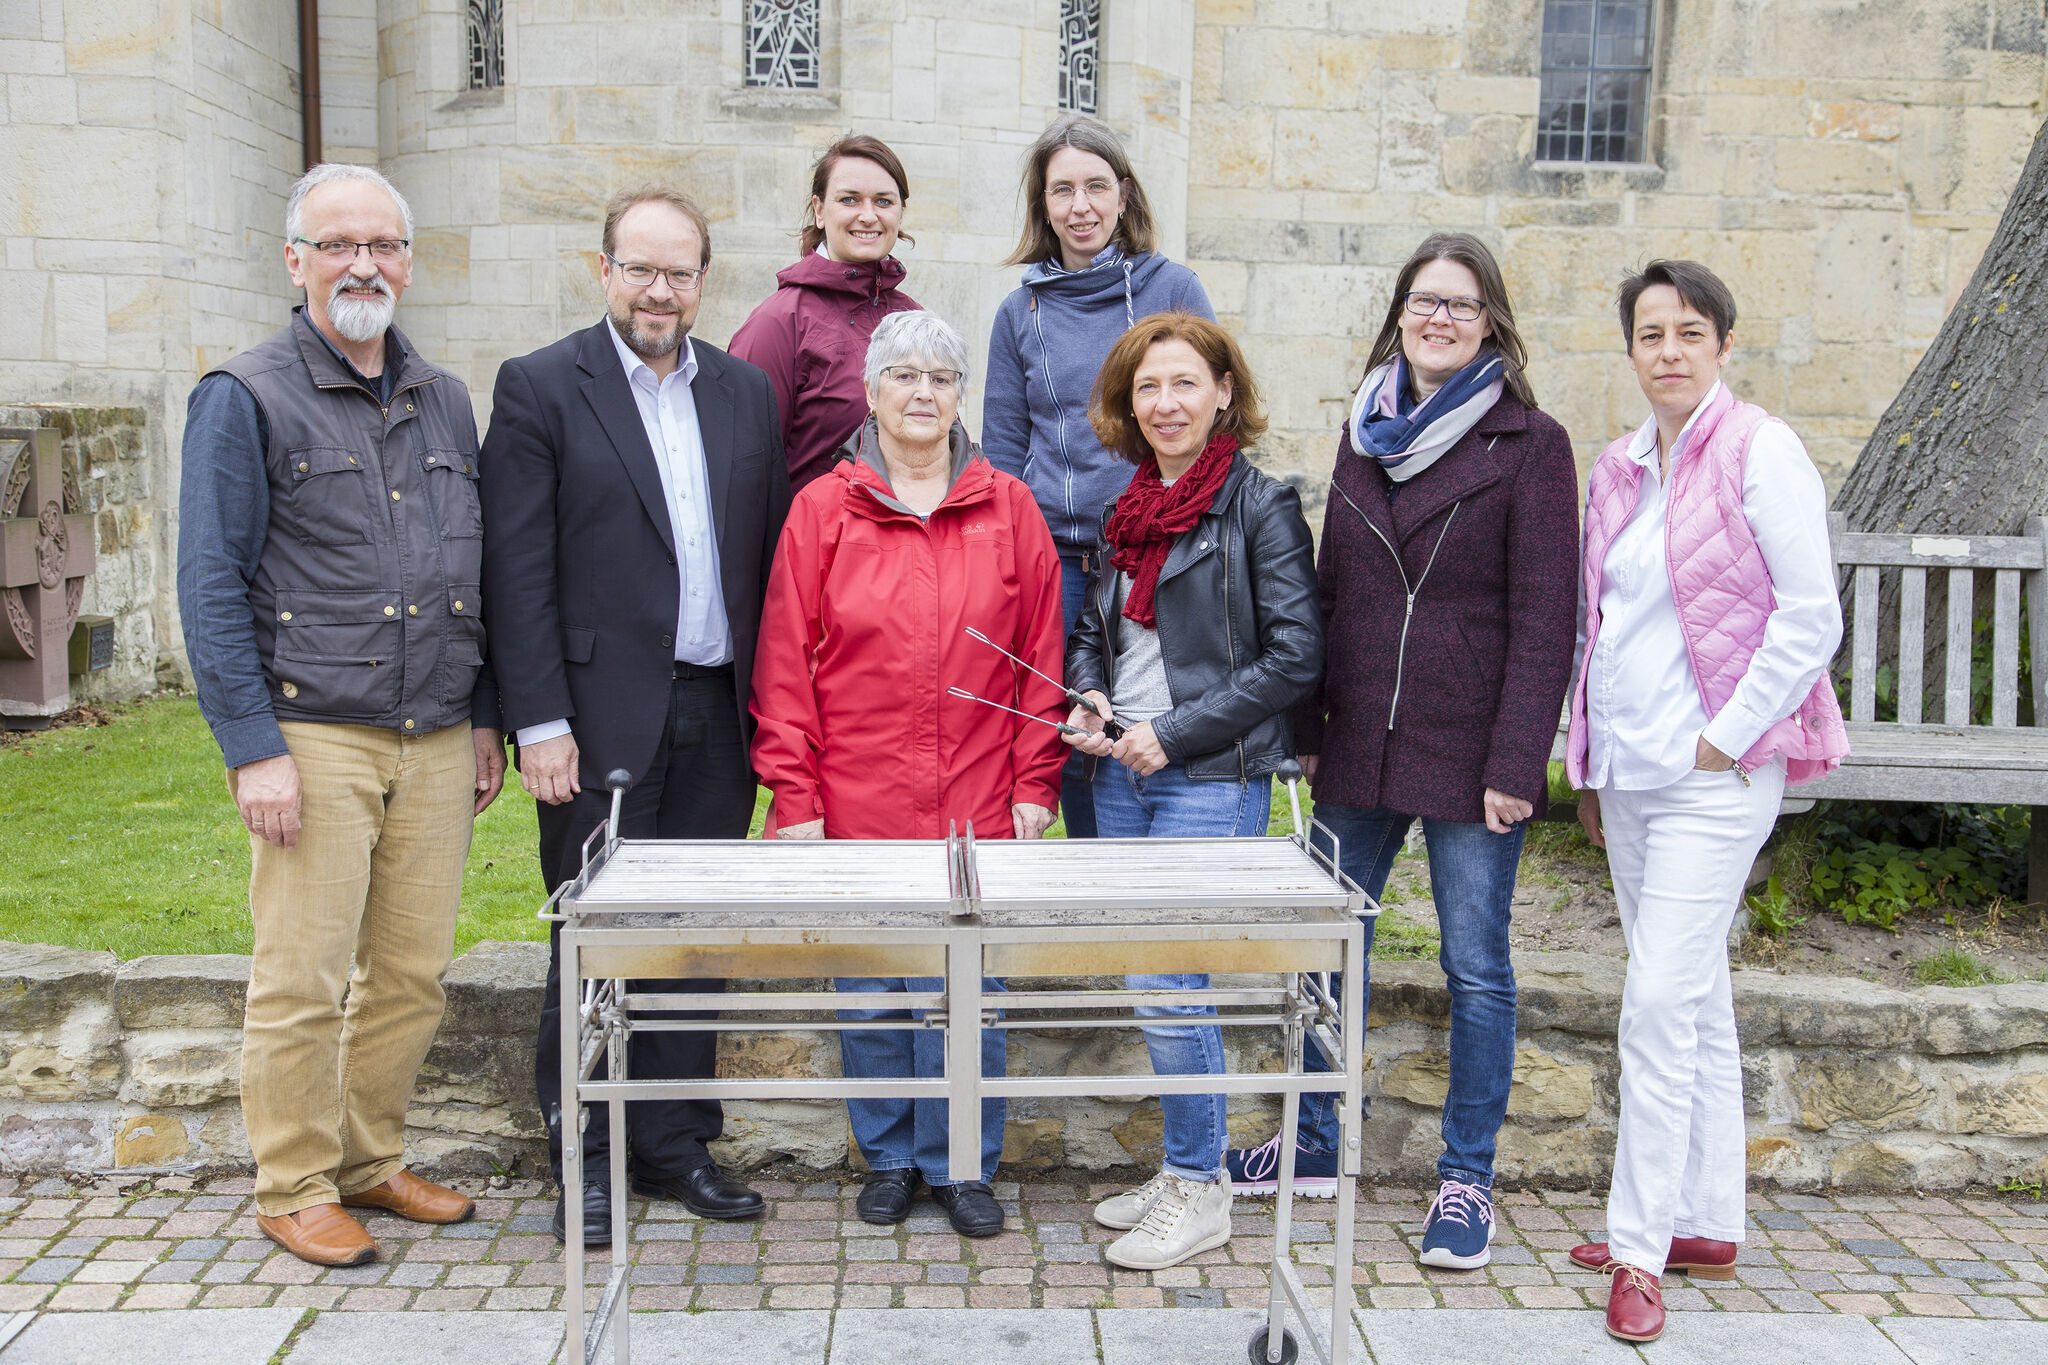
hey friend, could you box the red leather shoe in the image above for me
[1570,1235,1736,1279]
[1605,1263,1666,1344]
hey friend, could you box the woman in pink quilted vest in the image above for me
[1566,260,1848,1346]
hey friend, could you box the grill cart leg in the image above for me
[1333,935,1365,1363]
[561,931,585,1363]
[1261,975,1307,1364]
[944,930,985,1184]
[609,990,631,1365]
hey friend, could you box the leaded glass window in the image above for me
[746,0,822,89]
[466,0,504,90]
[1059,0,1100,114]
[1537,0,1654,163]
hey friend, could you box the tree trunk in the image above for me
[1834,115,2048,535]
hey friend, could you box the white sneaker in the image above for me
[1093,1169,1174,1231]
[1104,1173,1233,1270]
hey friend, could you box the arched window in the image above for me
[466,0,504,91]
[746,0,822,89]
[1537,0,1654,164]
[1060,0,1100,114]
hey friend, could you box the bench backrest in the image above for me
[1829,512,2048,729]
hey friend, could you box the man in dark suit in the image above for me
[479,186,791,1241]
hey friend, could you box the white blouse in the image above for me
[1578,382,1843,791]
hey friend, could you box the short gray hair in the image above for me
[285,163,414,243]
[863,312,970,387]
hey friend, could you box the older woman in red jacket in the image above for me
[750,310,1065,1241]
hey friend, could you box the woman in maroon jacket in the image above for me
[1224,233,1579,1272]
[730,133,923,491]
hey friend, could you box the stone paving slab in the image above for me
[623,1310,829,1362]
[285,1310,562,1365]
[1634,1311,1912,1364]
[0,1306,302,1364]
[826,1307,1098,1364]
[1877,1317,2048,1363]
[1353,1308,1626,1362]
[1098,1306,1365,1363]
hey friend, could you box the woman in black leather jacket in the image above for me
[1061,311,1322,1273]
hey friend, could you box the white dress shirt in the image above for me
[1579,382,1842,791]
[514,320,733,749]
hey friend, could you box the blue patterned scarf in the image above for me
[1349,350,1505,482]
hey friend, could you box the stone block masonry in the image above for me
[5,939,2044,1193]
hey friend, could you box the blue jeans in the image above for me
[836,976,1006,1185]
[1300,805,1523,1189]
[1058,552,1097,840]
[1094,760,1272,1180]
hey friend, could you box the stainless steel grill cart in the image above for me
[544,772,1374,1365]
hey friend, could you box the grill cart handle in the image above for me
[1276,758,1305,839]
[605,769,633,845]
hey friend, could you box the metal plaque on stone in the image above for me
[0,427,96,726]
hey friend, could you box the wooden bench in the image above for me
[1802,514,2048,906]
[1548,514,2048,908]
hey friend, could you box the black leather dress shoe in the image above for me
[631,1164,765,1220]
[930,1181,1004,1238]
[856,1168,920,1225]
[551,1181,612,1246]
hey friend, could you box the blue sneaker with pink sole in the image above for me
[1418,1178,1495,1269]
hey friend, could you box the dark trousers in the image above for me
[533,671,755,1185]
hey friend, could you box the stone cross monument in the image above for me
[1,426,96,726]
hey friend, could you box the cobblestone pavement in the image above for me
[2,1170,2045,1324]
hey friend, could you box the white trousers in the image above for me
[1599,760,1785,1276]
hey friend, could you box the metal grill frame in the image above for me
[549,808,1374,1365]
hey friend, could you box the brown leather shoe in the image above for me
[341,1168,475,1224]
[1605,1262,1666,1343]
[1570,1235,1736,1280]
[256,1203,376,1267]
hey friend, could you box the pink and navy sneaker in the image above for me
[1418,1178,1495,1268]
[1221,1133,1339,1196]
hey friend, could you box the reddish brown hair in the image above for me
[1089,312,1267,464]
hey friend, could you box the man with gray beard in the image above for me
[178,163,505,1267]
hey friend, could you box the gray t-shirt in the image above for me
[1110,571,1174,727]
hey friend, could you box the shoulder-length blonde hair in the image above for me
[1089,313,1267,465]
[1361,232,1536,409]
[1002,115,1157,268]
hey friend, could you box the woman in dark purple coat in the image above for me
[1224,233,1579,1272]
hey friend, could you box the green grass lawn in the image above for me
[3,693,1341,960]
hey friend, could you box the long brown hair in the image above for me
[800,133,913,257]
[1090,313,1268,464]
[1002,115,1157,268]
[1362,233,1536,408]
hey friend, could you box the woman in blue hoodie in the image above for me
[984,114,1214,837]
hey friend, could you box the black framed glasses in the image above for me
[1405,292,1487,322]
[603,252,706,293]
[292,237,410,262]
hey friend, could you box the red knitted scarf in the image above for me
[1104,430,1239,629]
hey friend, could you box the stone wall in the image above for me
[0,0,309,698]
[7,939,2044,1192]
[1187,0,2048,511]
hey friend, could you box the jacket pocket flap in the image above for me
[561,625,595,664]
[286,446,363,481]
[421,447,479,478]
[447,584,479,619]
[273,588,403,626]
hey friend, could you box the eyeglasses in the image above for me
[1045,179,1120,207]
[293,237,410,262]
[604,252,707,293]
[878,366,961,394]
[1405,292,1487,322]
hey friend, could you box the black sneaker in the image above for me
[929,1180,1004,1238]
[855,1168,920,1225]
